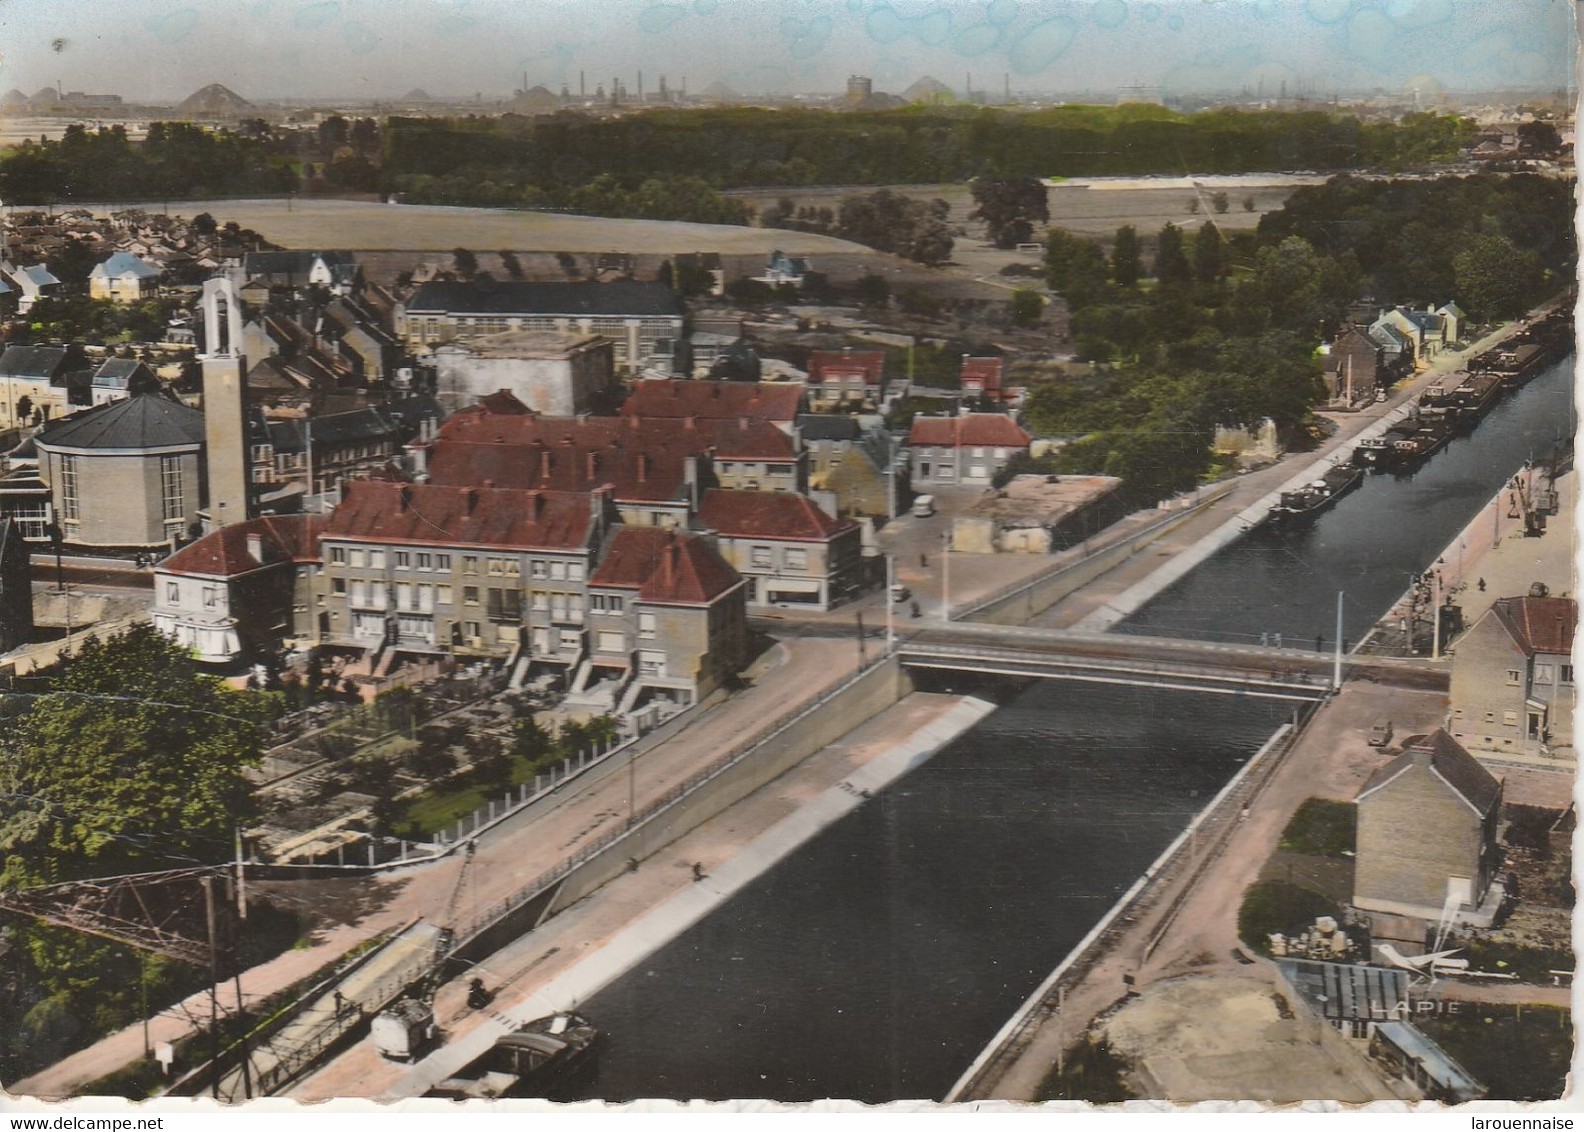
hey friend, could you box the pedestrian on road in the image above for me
[692,862,705,882]
[1478,577,1487,592]
[909,601,920,619]
[920,553,928,568]
[333,991,345,1018]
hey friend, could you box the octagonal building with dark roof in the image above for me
[33,392,206,549]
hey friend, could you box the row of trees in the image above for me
[1026,172,1572,505]
[380,105,1477,192]
[390,170,753,226]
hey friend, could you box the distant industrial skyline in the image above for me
[0,0,1572,104]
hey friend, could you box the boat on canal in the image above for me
[1267,463,1365,526]
[425,1013,602,1099]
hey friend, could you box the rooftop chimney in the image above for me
[637,452,649,483]
[462,487,477,514]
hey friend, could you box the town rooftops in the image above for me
[404,279,684,318]
[264,406,404,453]
[35,392,204,451]
[621,379,803,425]
[90,251,162,280]
[966,474,1122,527]
[590,526,741,605]
[960,356,1004,390]
[0,344,72,380]
[1356,730,1501,816]
[244,250,357,281]
[160,514,324,578]
[17,264,60,288]
[323,480,594,551]
[808,349,885,384]
[907,413,1032,449]
[436,329,606,358]
[1489,594,1576,656]
[697,488,854,541]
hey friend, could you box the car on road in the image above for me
[911,494,936,518]
[1368,720,1394,747]
[890,583,911,602]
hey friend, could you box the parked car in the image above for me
[890,583,911,602]
[911,494,936,518]
[1368,720,1393,747]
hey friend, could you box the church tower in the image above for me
[200,275,251,527]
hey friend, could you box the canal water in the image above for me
[557,353,1574,1103]
[560,680,1291,1102]
[1118,354,1576,646]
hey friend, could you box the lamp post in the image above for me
[885,554,895,654]
[940,532,951,622]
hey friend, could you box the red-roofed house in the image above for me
[1449,594,1576,761]
[152,515,323,664]
[959,357,1008,404]
[696,488,862,610]
[806,348,886,410]
[580,527,747,710]
[620,379,804,434]
[906,413,1032,485]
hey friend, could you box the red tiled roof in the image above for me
[620,379,803,423]
[478,389,532,415]
[959,357,1003,391]
[159,515,323,577]
[323,480,593,551]
[906,413,1031,449]
[1492,595,1577,656]
[697,488,854,541]
[808,349,885,385]
[590,526,742,605]
[427,408,797,503]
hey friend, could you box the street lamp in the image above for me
[940,531,951,622]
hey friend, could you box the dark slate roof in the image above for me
[404,280,684,318]
[267,407,399,453]
[797,414,863,442]
[0,345,70,380]
[35,392,204,451]
[1357,729,1500,816]
[91,358,157,390]
[245,250,356,277]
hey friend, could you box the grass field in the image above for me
[64,197,868,255]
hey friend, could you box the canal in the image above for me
[559,353,1574,1103]
[560,679,1292,1102]
[1118,354,1575,646]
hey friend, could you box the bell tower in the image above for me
[200,275,250,527]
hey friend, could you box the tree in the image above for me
[1516,120,1561,156]
[190,211,217,236]
[512,715,554,763]
[1242,195,1257,212]
[0,624,264,889]
[1010,289,1044,327]
[1155,223,1192,287]
[498,250,524,279]
[1110,226,1141,288]
[1192,221,1224,284]
[317,114,349,152]
[1211,191,1230,214]
[1044,229,1109,310]
[969,176,1050,249]
[855,273,891,308]
[451,247,478,279]
[1454,234,1542,321]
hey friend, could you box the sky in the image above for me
[0,0,1573,103]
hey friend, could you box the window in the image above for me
[558,629,581,650]
[1503,711,1519,727]
[160,456,184,521]
[165,581,179,603]
[750,546,773,569]
[59,454,79,521]
[597,630,624,652]
[394,551,410,569]
[488,557,505,576]
[569,562,585,581]
[1506,669,1522,686]
[531,560,548,579]
[550,561,567,581]
[202,587,218,609]
[608,595,624,614]
[463,586,480,605]
[368,550,386,570]
[638,612,657,639]
[638,650,666,677]
[462,555,479,575]
[785,548,808,571]
[1563,665,1574,685]
[416,552,432,571]
[349,548,367,569]
[331,577,346,595]
[330,547,347,565]
[488,588,522,622]
[436,584,452,605]
[531,591,549,611]
[434,553,452,571]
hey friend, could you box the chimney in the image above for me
[738,416,748,431]
[245,532,263,561]
[587,450,598,479]
[397,485,411,512]
[637,452,649,483]
[462,487,477,514]
[539,445,550,482]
